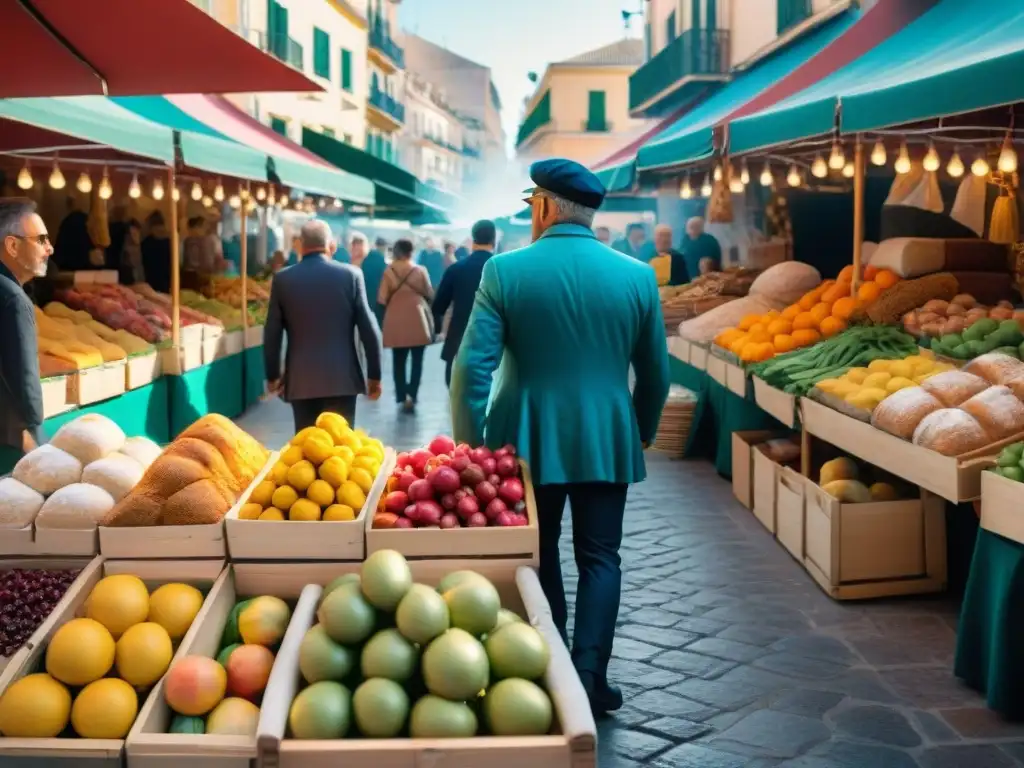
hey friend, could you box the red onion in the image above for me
[408,449,434,476]
[449,454,471,473]
[495,511,515,527]
[415,500,444,526]
[439,513,460,529]
[395,517,414,529]
[487,474,501,487]
[396,472,419,493]
[428,436,456,456]
[475,481,498,504]
[440,493,457,510]
[405,504,419,522]
[481,457,497,476]
[484,498,507,521]
[466,512,487,528]
[407,479,434,502]
[456,495,480,521]
[384,491,410,514]
[460,464,486,486]
[427,466,461,494]
[496,454,518,478]
[498,478,525,506]
[468,447,492,464]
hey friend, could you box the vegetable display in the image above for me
[748,325,920,396]
[903,295,1024,359]
[817,457,908,503]
[815,356,955,413]
[991,442,1024,483]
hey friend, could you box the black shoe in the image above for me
[578,670,623,716]
[401,396,416,414]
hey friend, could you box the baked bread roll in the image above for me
[959,385,1024,439]
[912,408,992,456]
[870,386,943,440]
[921,370,991,407]
[962,353,1024,386]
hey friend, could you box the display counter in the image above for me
[168,353,245,436]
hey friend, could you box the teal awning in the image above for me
[0,96,174,163]
[596,161,636,194]
[270,155,374,204]
[114,96,268,183]
[731,0,1024,155]
[637,10,857,170]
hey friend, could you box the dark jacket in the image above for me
[432,248,494,363]
[264,254,382,401]
[141,233,172,294]
[0,261,43,449]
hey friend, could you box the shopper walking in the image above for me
[451,159,670,715]
[416,237,445,289]
[432,219,496,388]
[353,232,386,327]
[0,198,52,471]
[378,238,433,414]
[264,219,382,431]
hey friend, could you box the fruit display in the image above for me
[180,290,246,331]
[34,302,157,376]
[816,457,910,503]
[659,269,758,331]
[0,573,205,739]
[240,413,387,523]
[55,284,178,344]
[0,567,81,659]
[373,436,529,530]
[747,325,920,396]
[5,414,162,533]
[990,442,1024,483]
[204,276,271,304]
[903,295,1024,358]
[713,265,902,364]
[286,550,554,740]
[858,272,960,326]
[163,594,292,736]
[131,284,224,329]
[814,355,956,413]
[102,414,269,527]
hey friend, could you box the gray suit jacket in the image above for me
[264,254,382,402]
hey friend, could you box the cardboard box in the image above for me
[67,361,127,406]
[753,377,797,428]
[776,467,807,561]
[161,325,205,375]
[752,447,781,533]
[731,431,783,510]
[126,352,161,391]
[725,361,748,398]
[40,376,68,418]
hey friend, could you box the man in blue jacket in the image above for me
[431,219,496,388]
[416,237,445,289]
[451,159,670,714]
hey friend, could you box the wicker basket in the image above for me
[650,386,697,457]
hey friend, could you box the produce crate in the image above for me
[201,325,225,366]
[688,342,709,371]
[752,377,797,428]
[126,352,161,391]
[125,564,316,768]
[253,561,596,768]
[220,330,245,359]
[775,467,806,561]
[0,557,226,767]
[731,431,786,511]
[669,336,690,363]
[161,325,204,375]
[0,524,97,557]
[724,361,748,398]
[364,460,539,565]
[245,326,265,349]
[706,352,727,387]
[752,445,783,534]
[40,375,69,418]
[979,468,1024,545]
[67,360,127,406]
[800,396,1018,503]
[225,450,395,562]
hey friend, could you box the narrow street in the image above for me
[238,353,1024,767]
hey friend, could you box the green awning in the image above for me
[596,161,636,194]
[0,96,174,163]
[270,155,374,204]
[730,0,1024,155]
[600,196,657,214]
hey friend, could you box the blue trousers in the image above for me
[535,482,627,684]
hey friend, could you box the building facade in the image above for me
[364,0,405,165]
[514,39,648,166]
[401,74,466,194]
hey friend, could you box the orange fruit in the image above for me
[738,315,762,331]
[863,265,880,281]
[774,334,796,353]
[798,292,818,311]
[819,316,847,337]
[739,342,760,363]
[781,304,801,320]
[792,312,817,331]
[821,283,851,304]
[792,329,821,347]
[755,342,776,361]
[729,335,750,356]
[874,269,899,289]
[838,265,855,283]
[766,319,792,337]
[857,282,881,303]
[832,297,858,320]
[809,303,832,325]
[747,329,771,344]
[715,329,744,349]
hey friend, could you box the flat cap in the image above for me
[525,158,605,210]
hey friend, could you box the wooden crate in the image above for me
[225,450,394,562]
[731,431,784,511]
[980,469,1024,544]
[0,558,226,767]
[126,352,161,391]
[40,376,68,418]
[364,460,539,566]
[753,377,797,428]
[688,342,708,371]
[245,326,265,349]
[125,564,317,768]
[669,336,690,363]
[67,361,127,406]
[254,560,595,768]
[161,325,205,375]
[752,447,780,534]
[776,467,807,561]
[0,526,97,557]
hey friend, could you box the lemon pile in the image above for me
[815,355,955,412]
[241,412,387,522]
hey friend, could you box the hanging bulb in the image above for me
[17,164,33,190]
[713,165,722,182]
[98,169,113,200]
[759,165,773,186]
[255,186,267,202]
[333,198,343,209]
[151,178,165,201]
[998,137,1018,173]
[268,188,277,206]
[318,198,327,209]
[922,144,940,173]
[128,173,142,199]
[202,195,214,208]
[172,186,181,201]
[679,176,693,199]
[740,162,750,186]
[229,194,242,209]
[972,153,990,178]
[870,140,887,166]
[76,172,92,194]
[213,180,225,202]
[190,181,203,201]
[946,150,965,178]
[842,161,855,179]
[729,176,744,194]
[787,165,801,187]
[48,161,65,190]
[828,142,845,170]
[894,143,912,174]
[700,175,712,198]
[811,155,828,179]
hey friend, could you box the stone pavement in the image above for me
[237,353,1024,766]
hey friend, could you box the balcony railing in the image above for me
[584,118,610,133]
[267,33,304,71]
[369,19,405,69]
[629,28,730,114]
[369,87,406,124]
[516,90,551,147]
[462,145,482,158]
[778,0,812,34]
[424,134,461,154]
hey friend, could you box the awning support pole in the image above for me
[852,137,865,295]
[241,183,249,332]
[168,166,180,349]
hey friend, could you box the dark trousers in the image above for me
[291,396,357,433]
[535,482,628,684]
[392,346,425,403]
[444,358,453,389]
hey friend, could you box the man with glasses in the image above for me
[0,198,52,471]
[450,159,670,715]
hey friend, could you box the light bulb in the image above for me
[972,154,990,177]
[760,166,773,186]
[202,195,214,208]
[76,172,92,194]
[268,188,277,206]
[333,198,343,209]
[947,151,965,178]
[713,165,722,182]
[811,155,828,179]
[842,161,855,179]
[998,138,1018,173]
[318,198,326,209]
[729,177,744,194]
[229,194,241,209]
[923,144,940,173]
[172,186,181,201]
[98,170,112,200]
[787,165,801,187]
[828,142,845,170]
[17,165,33,190]
[128,174,142,199]
[700,175,712,198]
[255,186,267,202]
[151,178,165,201]
[190,182,203,201]
[740,162,750,185]
[894,143,912,174]
[48,162,65,190]
[870,141,887,166]
[213,180,225,202]
[679,177,693,199]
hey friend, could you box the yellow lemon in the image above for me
[303,433,335,465]
[46,618,115,686]
[270,461,289,486]
[319,455,349,488]
[147,583,204,640]
[337,481,366,510]
[291,426,327,446]
[0,673,71,737]
[286,460,316,492]
[239,503,263,520]
[249,480,276,507]
[337,431,362,451]
[85,574,150,639]
[315,412,349,445]
[323,504,356,521]
[333,445,355,464]
[289,498,322,521]
[115,622,173,687]
[307,479,336,507]
[271,485,298,511]
[70,678,138,739]
[259,508,285,521]
[349,467,374,495]
[351,455,380,476]
[281,445,304,466]
[357,444,384,463]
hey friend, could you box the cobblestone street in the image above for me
[238,354,1024,766]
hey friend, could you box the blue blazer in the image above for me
[432,249,493,363]
[450,223,670,486]
[416,249,445,289]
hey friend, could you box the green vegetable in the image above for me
[939,333,963,349]
[170,715,205,734]
[964,318,998,342]
[1000,466,1024,483]
[997,443,1024,467]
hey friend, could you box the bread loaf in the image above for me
[870,386,943,440]
[962,353,1024,386]
[921,370,991,407]
[959,385,1024,439]
[912,408,992,456]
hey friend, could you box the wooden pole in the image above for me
[852,138,865,295]
[240,183,249,332]
[168,167,181,348]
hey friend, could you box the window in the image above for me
[343,133,353,144]
[270,116,288,136]
[691,0,702,30]
[340,48,353,92]
[267,0,289,60]
[322,127,336,138]
[586,91,607,132]
[706,0,717,27]
[666,11,676,43]
[313,28,330,79]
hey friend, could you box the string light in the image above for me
[828,141,845,170]
[998,136,1018,173]
[229,194,242,209]
[255,186,267,202]
[972,153,990,177]
[759,165,773,186]
[128,173,142,199]
[713,165,722,182]
[922,143,940,173]
[48,161,65,190]
[740,162,750,186]
[700,174,712,198]
[213,180,225,202]
[786,165,801,187]
[172,187,181,202]
[202,195,214,208]
[190,181,203,201]
[842,161,855,179]
[76,172,92,194]
[98,168,113,200]
[870,140,887,166]
[268,188,277,206]
[729,177,744,194]
[946,151,965,178]
[333,198,343,209]
[894,143,912,174]
[151,178,165,201]
[679,176,693,199]
[17,164,33,190]
[811,155,828,179]
[318,198,327,209]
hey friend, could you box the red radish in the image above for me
[395,517,414,529]
[495,511,515,527]
[496,455,518,478]
[415,500,444,526]
[384,491,410,514]
[466,512,487,528]
[396,472,419,494]
[487,473,500,487]
[439,513,460,529]
[404,504,419,522]
[461,485,474,497]
[498,478,525,506]
[484,498,507,521]
[460,464,486,486]
[427,466,461,494]
[481,457,497,476]
[408,449,433,476]
[440,493,457,510]
[429,436,456,456]
[469,447,491,464]
[456,495,480,521]
[475,481,497,504]
[449,454,471,473]
[408,479,434,502]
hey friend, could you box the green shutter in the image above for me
[666,11,675,43]
[270,117,287,136]
[341,48,353,92]
[691,0,701,29]
[313,28,330,79]
[274,2,290,59]
[323,127,335,138]
[706,0,717,27]
[587,91,606,131]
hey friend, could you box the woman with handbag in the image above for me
[378,238,435,413]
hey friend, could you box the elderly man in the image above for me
[681,216,722,278]
[649,224,688,286]
[613,222,648,260]
[0,198,52,472]
[353,232,385,327]
[451,159,670,714]
[264,219,382,431]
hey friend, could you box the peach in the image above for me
[164,656,226,716]
[225,644,275,700]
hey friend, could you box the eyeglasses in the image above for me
[11,234,51,247]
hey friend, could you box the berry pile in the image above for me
[0,568,81,657]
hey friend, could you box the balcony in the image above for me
[367,87,405,132]
[515,90,551,148]
[462,145,482,159]
[583,118,611,133]
[368,19,404,72]
[629,28,730,117]
[267,33,304,71]
[424,134,461,154]
[778,0,812,35]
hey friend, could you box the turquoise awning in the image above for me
[636,10,857,171]
[730,0,1024,155]
[596,161,636,194]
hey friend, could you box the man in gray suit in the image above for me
[264,220,383,431]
